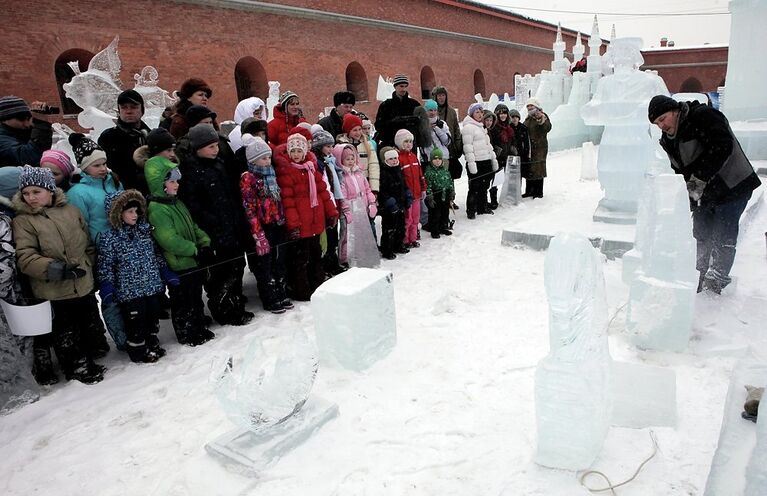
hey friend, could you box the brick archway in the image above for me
[54,49,94,115]
[679,76,703,93]
[234,56,269,102]
[345,61,369,102]
[474,69,486,97]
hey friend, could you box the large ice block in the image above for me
[311,268,396,371]
[535,233,612,470]
[346,199,380,269]
[611,361,676,428]
[745,403,767,495]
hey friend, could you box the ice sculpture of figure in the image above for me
[376,75,395,102]
[63,36,122,115]
[625,174,697,352]
[581,37,670,224]
[132,66,177,129]
[535,232,611,470]
[514,74,539,112]
[266,81,281,122]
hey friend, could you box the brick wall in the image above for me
[641,46,728,94]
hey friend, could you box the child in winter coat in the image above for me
[274,133,338,300]
[337,113,381,194]
[240,134,292,314]
[394,129,426,248]
[377,147,412,259]
[12,166,106,384]
[98,190,178,363]
[39,149,76,192]
[424,149,455,239]
[178,123,254,327]
[332,143,377,265]
[311,129,345,277]
[145,155,215,347]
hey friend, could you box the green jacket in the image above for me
[144,156,210,271]
[424,164,454,201]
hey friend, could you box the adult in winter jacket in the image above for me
[523,98,552,198]
[0,96,53,167]
[98,90,151,194]
[509,108,531,177]
[268,91,307,147]
[649,95,761,294]
[422,99,452,162]
[488,104,517,209]
[228,97,267,152]
[168,78,213,139]
[374,74,421,148]
[431,86,463,180]
[461,103,498,218]
[318,91,356,141]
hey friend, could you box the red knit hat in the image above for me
[288,125,312,142]
[342,113,363,135]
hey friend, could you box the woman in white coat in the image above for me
[461,103,498,219]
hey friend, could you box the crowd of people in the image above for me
[0,73,548,401]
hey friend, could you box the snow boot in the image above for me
[32,347,58,386]
[489,187,499,209]
[275,278,294,310]
[145,334,167,358]
[66,358,104,384]
[127,341,161,364]
[744,385,763,421]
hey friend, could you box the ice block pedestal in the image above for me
[311,268,397,371]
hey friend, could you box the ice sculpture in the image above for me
[611,361,677,428]
[345,200,381,269]
[311,268,396,371]
[376,75,395,102]
[533,24,570,114]
[500,155,522,205]
[581,37,670,224]
[132,66,177,129]
[625,174,696,352]
[0,323,39,415]
[63,36,122,116]
[535,232,611,470]
[586,16,603,76]
[580,142,597,180]
[745,407,767,495]
[266,81,280,122]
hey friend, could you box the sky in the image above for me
[473,0,732,47]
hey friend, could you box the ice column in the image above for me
[535,232,612,470]
[586,16,603,76]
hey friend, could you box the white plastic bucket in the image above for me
[0,299,52,336]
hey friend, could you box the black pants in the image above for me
[49,296,102,376]
[204,246,247,324]
[693,194,750,289]
[286,235,324,301]
[380,210,406,256]
[429,196,451,231]
[467,159,494,215]
[168,268,207,344]
[322,223,342,272]
[250,223,288,308]
[119,294,161,350]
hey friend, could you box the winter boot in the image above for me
[534,179,544,198]
[466,192,477,219]
[186,328,215,347]
[127,341,161,364]
[67,359,105,384]
[263,280,286,314]
[522,180,533,198]
[275,278,294,310]
[145,333,167,358]
[32,347,58,386]
[431,231,441,239]
[744,385,763,422]
[489,187,499,209]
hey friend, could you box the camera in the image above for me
[31,104,60,115]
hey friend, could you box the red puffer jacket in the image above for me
[268,105,306,147]
[398,150,426,198]
[273,144,337,238]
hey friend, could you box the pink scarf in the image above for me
[291,160,318,207]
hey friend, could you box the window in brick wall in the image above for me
[54,49,94,115]
[474,69,486,98]
[345,62,369,102]
[679,76,703,93]
[234,56,269,102]
[420,66,436,100]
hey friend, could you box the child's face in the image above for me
[286,98,301,117]
[122,207,139,226]
[385,156,399,167]
[255,131,267,140]
[41,164,65,185]
[362,124,372,137]
[343,153,356,168]
[321,144,333,156]
[22,186,53,209]
[86,159,108,179]
[348,126,363,140]
[252,155,271,167]
[157,149,176,161]
[431,158,443,168]
[164,179,179,196]
[401,139,413,152]
[196,142,219,159]
[289,148,306,162]
[484,117,494,128]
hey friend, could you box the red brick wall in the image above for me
[641,46,728,94]
[0,0,588,124]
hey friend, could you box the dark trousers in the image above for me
[467,159,494,215]
[168,268,206,344]
[49,296,102,376]
[119,294,161,349]
[322,223,341,271]
[204,246,247,324]
[250,224,287,307]
[692,194,750,288]
[380,210,406,256]
[286,235,324,301]
[429,196,451,231]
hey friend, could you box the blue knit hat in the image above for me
[424,99,438,111]
[468,103,484,116]
[18,165,56,192]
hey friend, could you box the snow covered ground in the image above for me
[1,148,765,496]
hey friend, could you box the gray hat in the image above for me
[188,123,219,150]
[392,74,409,86]
[0,96,31,120]
[312,130,335,149]
[19,165,56,192]
[244,135,272,162]
[509,109,521,119]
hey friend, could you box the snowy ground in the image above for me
[1,148,765,496]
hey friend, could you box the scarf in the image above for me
[324,155,344,200]
[342,165,362,197]
[290,160,318,207]
[249,163,281,200]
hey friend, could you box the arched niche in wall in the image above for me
[54,49,94,115]
[345,61,369,102]
[234,56,269,102]
[420,66,436,99]
[474,69,486,98]
[679,77,703,93]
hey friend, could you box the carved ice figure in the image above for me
[587,16,603,76]
[132,66,177,129]
[625,174,697,352]
[211,329,318,433]
[346,200,380,269]
[535,232,611,470]
[376,75,395,102]
[266,81,281,122]
[745,405,767,495]
[581,37,670,224]
[63,36,122,116]
[514,74,539,113]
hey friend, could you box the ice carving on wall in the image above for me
[62,36,122,116]
[132,66,177,129]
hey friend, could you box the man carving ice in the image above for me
[649,95,761,294]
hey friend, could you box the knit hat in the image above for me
[68,133,107,171]
[286,133,308,154]
[185,105,217,127]
[117,89,144,109]
[18,165,56,192]
[165,166,182,183]
[0,96,31,120]
[526,98,543,110]
[647,95,680,123]
[242,118,268,139]
[509,109,521,119]
[342,113,363,135]
[467,102,484,117]
[243,134,272,162]
[394,129,414,149]
[312,130,335,149]
[424,99,438,111]
[289,125,313,142]
[279,91,298,109]
[392,74,409,86]
[430,148,444,161]
[333,91,356,107]
[495,104,509,114]
[188,123,219,150]
[380,146,399,164]
[146,128,176,155]
[40,149,75,178]
[362,119,372,129]
[178,78,212,100]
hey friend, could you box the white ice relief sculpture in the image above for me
[266,81,281,122]
[535,232,612,470]
[63,36,122,116]
[132,66,177,130]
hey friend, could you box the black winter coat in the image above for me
[374,92,421,148]
[98,119,151,194]
[318,109,344,141]
[378,164,411,213]
[0,120,52,167]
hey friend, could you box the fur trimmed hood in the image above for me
[104,189,147,228]
[12,187,67,214]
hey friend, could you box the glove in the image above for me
[288,227,301,240]
[254,231,270,256]
[48,261,87,280]
[195,245,216,267]
[368,203,377,218]
[326,216,338,228]
[467,161,478,175]
[426,195,436,209]
[383,197,399,214]
[99,281,115,305]
[160,266,181,287]
[686,175,707,202]
[341,202,352,223]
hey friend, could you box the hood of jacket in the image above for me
[105,189,147,228]
[133,145,152,169]
[234,97,267,124]
[12,187,67,215]
[331,143,359,171]
[145,155,178,198]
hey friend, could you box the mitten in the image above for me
[288,227,301,240]
[420,191,427,201]
[160,266,181,286]
[62,263,86,280]
[449,190,456,202]
[99,281,115,305]
[384,197,398,214]
[46,260,66,281]
[368,203,377,218]
[254,231,270,256]
[467,161,477,175]
[686,175,707,202]
[491,159,499,172]
[326,216,338,228]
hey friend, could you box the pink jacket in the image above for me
[332,144,377,222]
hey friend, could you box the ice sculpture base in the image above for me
[732,121,767,161]
[206,395,339,476]
[592,200,637,225]
[627,275,695,353]
[611,361,676,428]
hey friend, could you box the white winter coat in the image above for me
[461,116,498,174]
[228,97,267,152]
